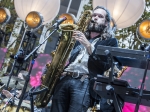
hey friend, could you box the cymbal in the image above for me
[0,76,25,89]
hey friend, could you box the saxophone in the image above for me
[104,66,128,78]
[35,10,92,108]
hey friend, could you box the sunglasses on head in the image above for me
[92,13,104,18]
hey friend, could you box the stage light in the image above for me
[138,19,150,40]
[0,7,11,24]
[25,11,43,29]
[14,0,60,26]
[93,0,145,29]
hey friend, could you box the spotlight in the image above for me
[136,19,150,50]
[0,7,11,24]
[138,19,150,40]
[25,11,43,30]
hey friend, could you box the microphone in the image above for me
[52,17,67,27]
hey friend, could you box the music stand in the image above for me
[95,45,150,112]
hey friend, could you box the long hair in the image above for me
[85,6,115,39]
[93,6,111,25]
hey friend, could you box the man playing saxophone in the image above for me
[51,6,118,112]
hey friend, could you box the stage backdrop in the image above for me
[29,56,150,112]
[29,53,52,87]
[120,67,150,112]
[0,50,150,112]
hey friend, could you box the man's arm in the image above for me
[88,38,118,72]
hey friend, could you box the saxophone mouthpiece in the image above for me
[91,20,95,23]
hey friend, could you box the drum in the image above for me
[0,99,30,112]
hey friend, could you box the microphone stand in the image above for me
[28,87,35,112]
[134,52,150,112]
[104,50,114,83]
[28,86,48,112]
[1,97,13,112]
[16,26,59,112]
[104,50,122,112]
[6,27,28,89]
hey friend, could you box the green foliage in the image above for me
[116,0,150,49]
[83,0,93,11]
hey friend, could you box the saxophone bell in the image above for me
[35,13,78,108]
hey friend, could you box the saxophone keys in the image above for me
[50,50,56,57]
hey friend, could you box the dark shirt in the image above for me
[68,36,118,99]
[88,37,118,99]
[68,37,118,77]
[88,37,118,77]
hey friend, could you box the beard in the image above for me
[87,20,106,33]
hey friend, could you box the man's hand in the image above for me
[72,31,92,55]
[72,31,91,48]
